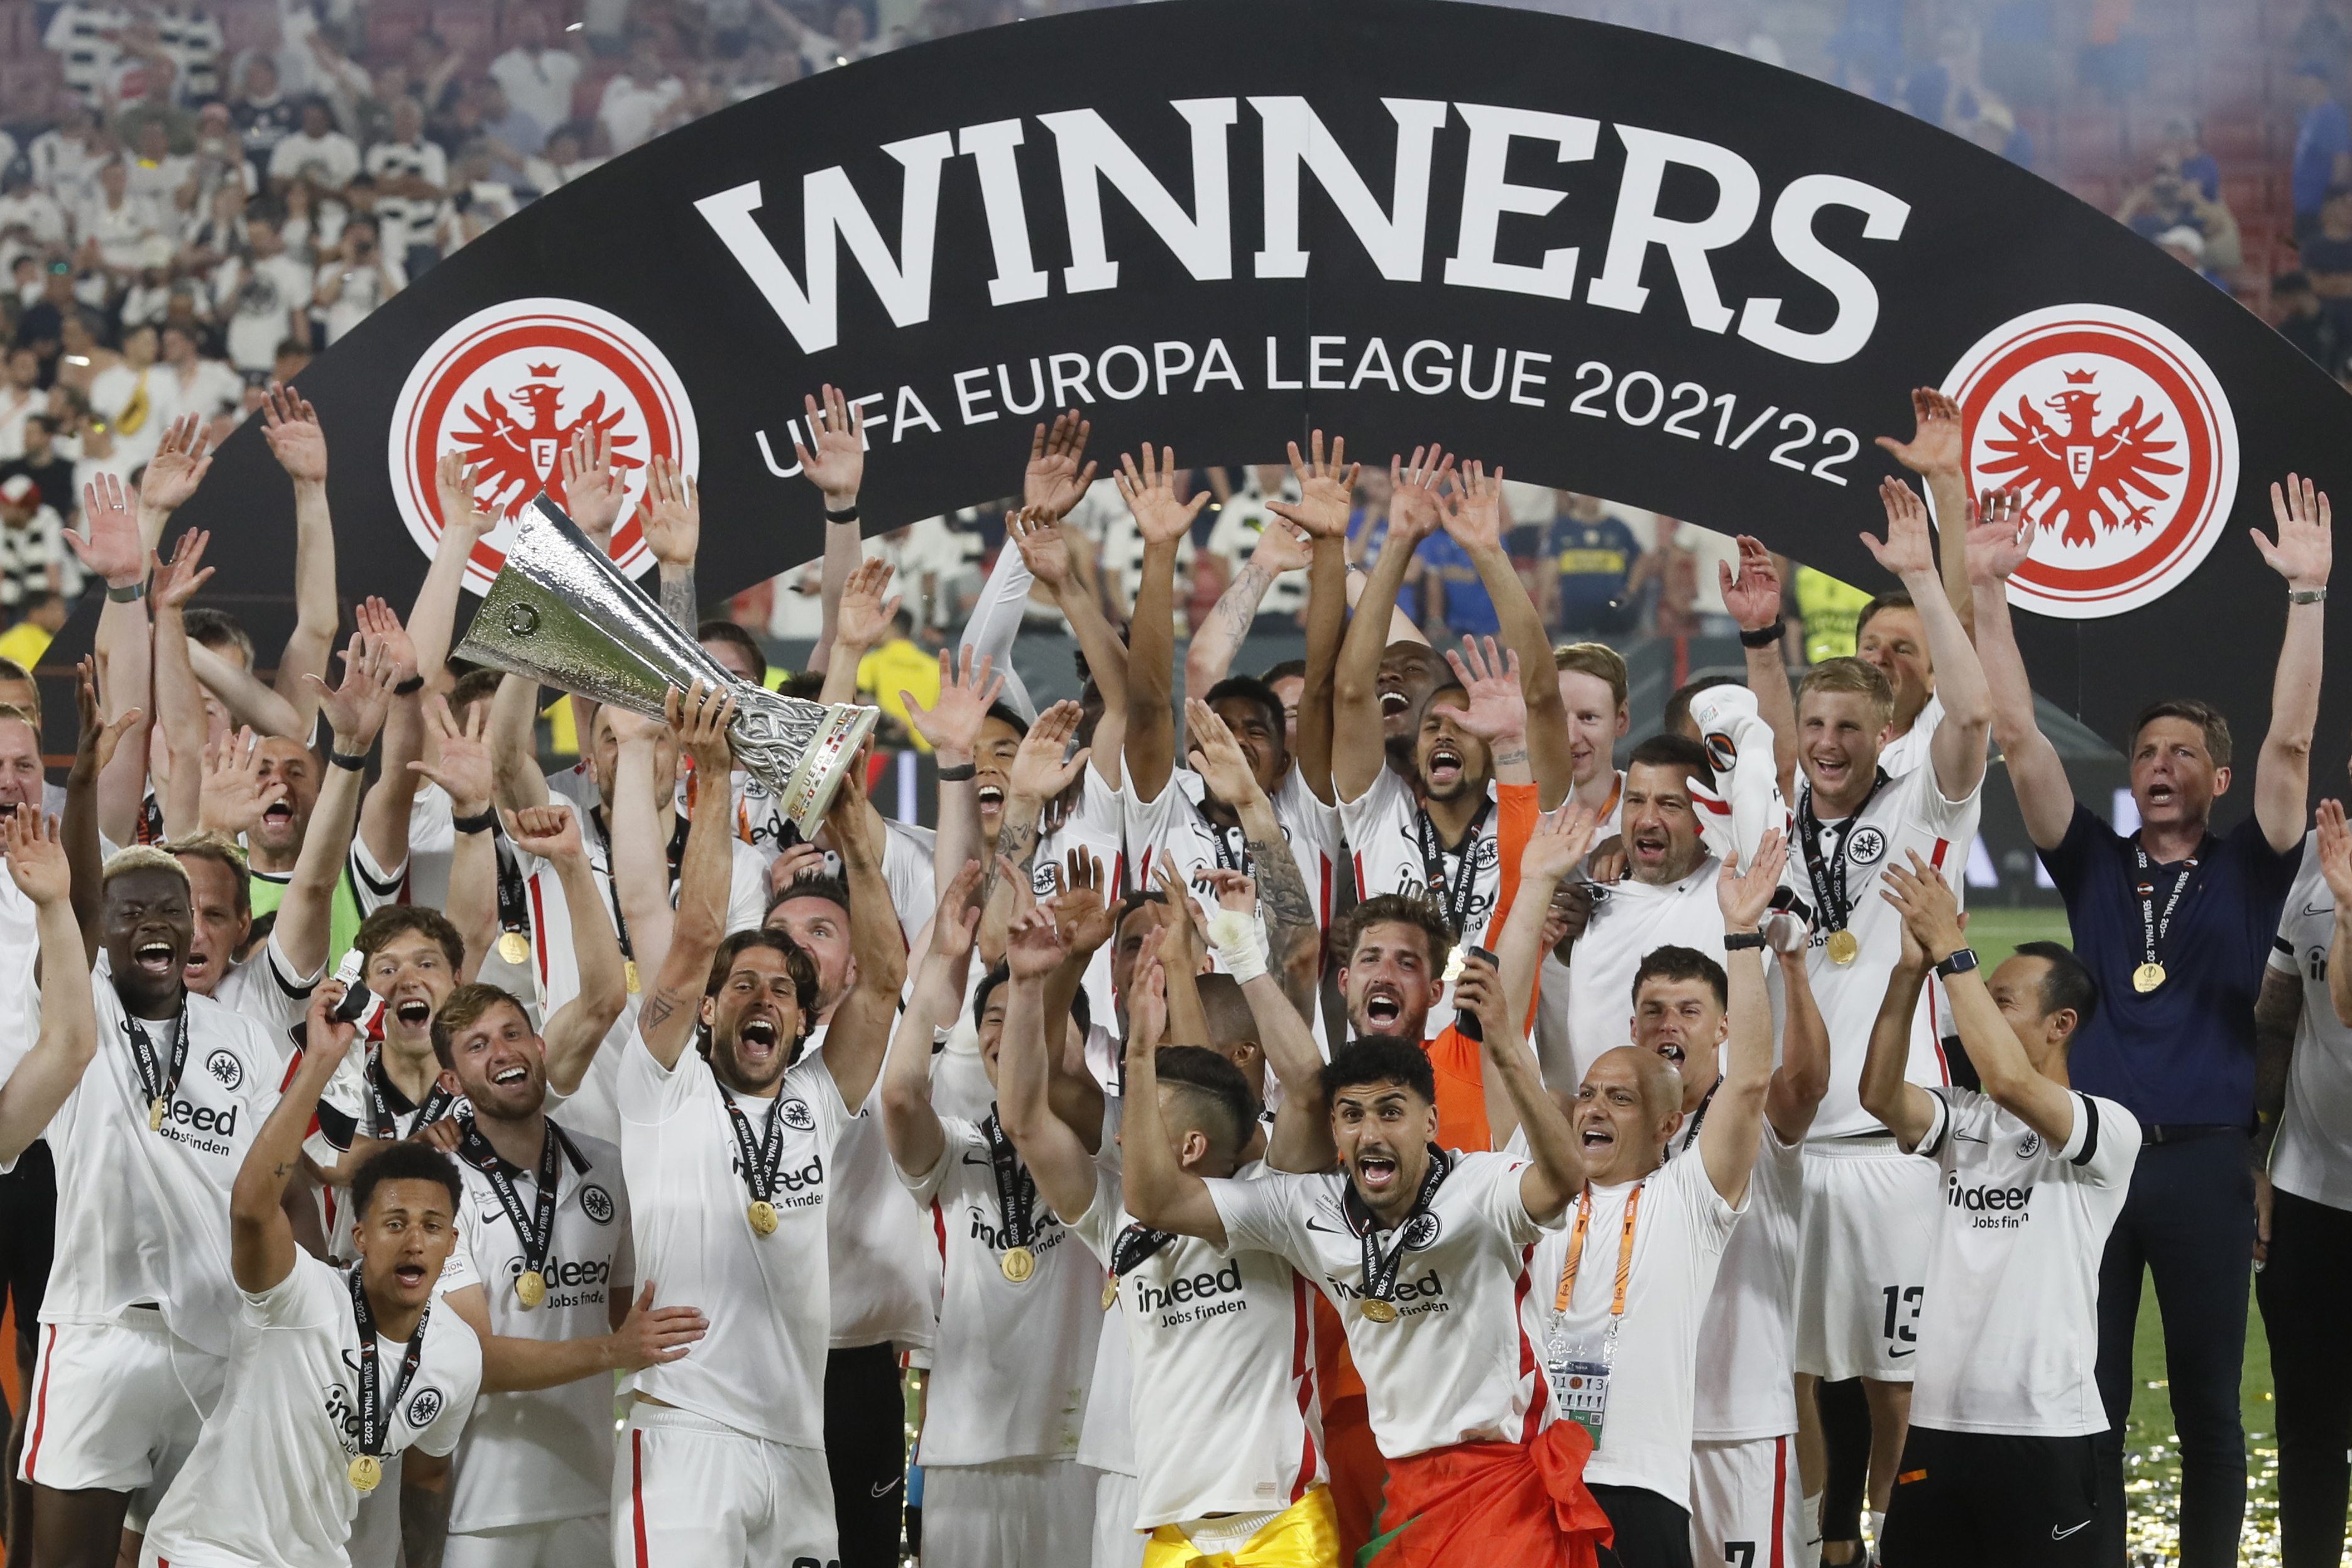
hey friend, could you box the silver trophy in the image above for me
[455,493,877,837]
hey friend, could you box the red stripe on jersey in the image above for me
[1771,1435,1788,1567]
[25,1325,55,1479]
[1289,1272,1316,1503]
[528,876,551,986]
[1318,853,1332,931]
[1928,838,1949,870]
[631,1427,650,1568]
[280,1049,304,1095]
[1512,1241,1546,1441]
[931,1199,947,1263]
[1695,795,1732,817]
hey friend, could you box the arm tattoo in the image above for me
[400,1473,452,1568]
[640,991,677,1031]
[1494,747,1529,768]
[659,571,698,634]
[1244,835,1317,929]
[1204,560,1274,645]
[980,815,1041,909]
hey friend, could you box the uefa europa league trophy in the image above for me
[455,493,878,837]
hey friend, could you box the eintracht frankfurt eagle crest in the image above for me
[1942,304,2238,620]
[389,299,700,595]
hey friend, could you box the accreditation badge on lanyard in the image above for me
[1545,1181,1643,1444]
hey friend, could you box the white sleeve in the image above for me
[616,1026,708,1125]
[1066,1165,1124,1265]
[241,1249,340,1329]
[2059,1094,2140,1188]
[1465,1152,1563,1246]
[958,534,1037,722]
[900,1115,982,1206]
[1205,1170,1316,1271]
[412,1327,483,1457]
[725,844,767,935]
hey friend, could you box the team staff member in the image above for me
[141,986,483,1568]
[1971,475,2326,1567]
[613,684,904,1568]
[1861,857,2139,1564]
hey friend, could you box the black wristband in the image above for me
[107,579,146,602]
[327,749,368,772]
[1738,617,1786,648]
[824,502,860,524]
[450,807,495,835]
[1722,931,1769,951]
[936,761,976,781]
[391,674,425,696]
[1934,947,1981,979]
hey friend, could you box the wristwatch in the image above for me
[1722,931,1769,951]
[1933,947,1980,980]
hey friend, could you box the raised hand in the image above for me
[355,596,417,688]
[2318,798,2352,908]
[1716,829,1788,929]
[642,455,699,569]
[200,727,286,835]
[1249,518,1313,577]
[1521,803,1600,885]
[1007,506,1073,591]
[833,555,900,656]
[1436,459,1505,553]
[65,471,144,586]
[1116,444,1209,547]
[765,841,829,901]
[1964,487,2033,584]
[1861,476,1936,580]
[1005,904,1068,980]
[1873,387,1964,478]
[1717,535,1782,633]
[140,414,215,514]
[931,859,985,959]
[504,802,584,862]
[435,450,494,545]
[1183,697,1262,806]
[73,658,139,778]
[1050,846,1113,959]
[902,646,1005,761]
[2255,473,2333,591]
[1441,636,1527,743]
[559,423,625,540]
[3,808,68,905]
[409,694,493,815]
[1387,444,1453,547]
[308,630,395,748]
[1267,429,1358,541]
[665,680,738,781]
[792,384,865,506]
[1879,849,1965,957]
[1006,700,1088,803]
[152,528,213,611]
[1152,858,1208,973]
[1022,410,1096,521]
[260,383,327,483]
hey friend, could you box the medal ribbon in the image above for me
[1795,770,1891,937]
[2131,839,2204,977]
[719,1086,789,1207]
[347,1266,430,1459]
[1671,1079,1722,1160]
[1108,1221,1178,1281]
[456,1116,566,1286]
[589,808,692,962]
[1345,1144,1451,1306]
[1552,1180,1644,1315]
[982,1111,1041,1253]
[1414,798,1495,939]
[368,1048,456,1140]
[123,997,190,1114]
[493,827,530,954]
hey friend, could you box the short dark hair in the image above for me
[1202,676,1286,747]
[1856,589,1915,641]
[1115,890,1166,933]
[448,667,502,719]
[1195,972,1254,1050]
[1626,732,1710,778]
[698,619,768,685]
[2131,699,2232,768]
[1333,893,1453,977]
[2013,941,2099,1035]
[1633,944,1728,1010]
[973,958,1012,1024]
[357,905,467,972]
[777,671,826,701]
[351,1141,462,1220]
[1259,658,1306,685]
[702,928,820,1024]
[430,983,530,1070]
[1321,1034,1436,1105]
[1155,1045,1260,1160]
[764,871,849,926]
[183,606,254,667]
[1661,674,1739,738]
[984,700,1030,740]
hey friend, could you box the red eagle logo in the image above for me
[1977,369,2183,547]
[445,361,640,521]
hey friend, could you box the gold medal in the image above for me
[515,1270,547,1309]
[1000,1246,1036,1283]
[1440,949,1465,986]
[747,1200,779,1236]
[1102,1277,1120,1310]
[497,931,530,966]
[625,960,642,995]
[1825,930,1860,966]
[347,1454,382,1492]
[1360,1298,1399,1324]
[2133,962,2167,994]
[148,1096,165,1132]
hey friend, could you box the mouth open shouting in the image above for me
[1361,983,1404,1032]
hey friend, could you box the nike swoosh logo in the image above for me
[2307,903,2336,919]
[1953,1134,1988,1144]
[1304,1217,1348,1235]
[960,1152,990,1167]
[1886,1346,1916,1358]
[2051,1521,2089,1540]
[869,1478,901,1499]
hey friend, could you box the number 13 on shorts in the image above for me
[1881,1283,1922,1356]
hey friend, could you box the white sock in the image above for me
[1868,1508,1886,1547]
[1802,1489,1824,1542]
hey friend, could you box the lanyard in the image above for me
[1671,1079,1721,1160]
[1108,1221,1177,1283]
[1201,810,1247,874]
[2131,839,2204,971]
[981,1111,1041,1252]
[493,827,530,950]
[367,1048,456,1140]
[1795,770,1890,935]
[1414,798,1494,938]
[347,1266,430,1458]
[719,1085,789,1207]
[1554,1180,1644,1316]
[456,1116,569,1283]
[589,808,692,960]
[1345,1145,1450,1304]
[123,995,189,1124]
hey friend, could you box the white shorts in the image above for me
[445,1515,610,1568]
[1794,1140,1937,1381]
[611,1403,834,1568]
[1090,1467,1147,1568]
[1690,1435,1804,1568]
[19,1312,221,1518]
[922,1455,1095,1568]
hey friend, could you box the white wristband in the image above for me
[1206,907,1269,985]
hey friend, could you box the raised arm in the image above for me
[64,662,141,965]
[633,684,738,1072]
[0,811,97,1166]
[881,871,981,1184]
[1008,508,1126,787]
[1151,861,1212,1050]
[995,906,1100,1223]
[1698,834,1787,1206]
[796,386,865,677]
[1857,895,1939,1150]
[488,673,552,814]
[816,555,895,710]
[2251,476,2332,852]
[1456,949,1578,1225]
[608,712,675,996]
[1766,928,1832,1144]
[1967,493,2076,849]
[636,456,699,633]
[350,598,420,886]
[1269,435,1355,805]
[1195,867,1332,1172]
[408,454,495,694]
[258,384,339,737]
[1186,515,1311,693]
[234,983,352,1292]
[150,528,214,839]
[1436,460,1572,809]
[1496,805,1602,1095]
[900,645,1004,909]
[508,804,628,1095]
[1861,479,1990,801]
[408,697,498,981]
[1719,535,1800,806]
[275,629,394,983]
[1117,444,1210,802]
[978,701,1087,963]
[1874,388,1976,638]
[64,471,156,846]
[1333,447,1447,803]
[816,754,907,1111]
[1120,961,1232,1246]
[1184,698,1321,1015]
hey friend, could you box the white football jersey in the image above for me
[211,928,323,1060]
[1690,1118,1805,1440]
[2266,835,2352,1210]
[1876,692,1945,783]
[1208,1150,1560,1461]
[1125,766,1341,934]
[1541,858,1725,1092]
[805,1022,936,1353]
[1337,768,1506,1040]
[1034,765,1128,1043]
[1908,1087,2137,1436]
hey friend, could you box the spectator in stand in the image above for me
[0,589,67,667]
[727,39,804,101]
[231,54,302,166]
[2154,114,2222,202]
[28,100,106,212]
[475,80,547,180]
[312,213,402,345]
[112,62,197,157]
[2274,271,2346,370]
[599,36,687,155]
[2157,224,2231,287]
[760,0,897,72]
[2120,155,2243,271]
[2299,183,2352,330]
[2294,60,2352,242]
[2,415,75,521]
[124,119,195,229]
[0,474,72,612]
[267,99,360,196]
[86,320,166,469]
[212,209,311,376]
[490,11,587,134]
[74,156,159,280]
[435,146,520,256]
[0,165,72,262]
[154,322,240,432]
[854,607,942,749]
[1416,524,1500,641]
[522,125,604,196]
[366,98,449,276]
[0,350,40,460]
[1541,493,1644,637]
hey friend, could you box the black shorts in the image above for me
[1879,1426,2097,1567]
[0,1140,55,1359]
